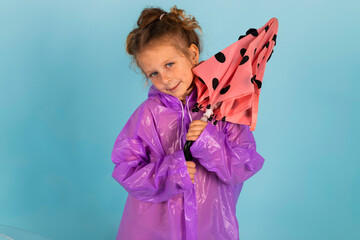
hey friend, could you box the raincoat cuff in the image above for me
[189,122,225,160]
[172,150,194,190]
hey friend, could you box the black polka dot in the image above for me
[192,103,199,112]
[207,104,211,109]
[272,34,277,46]
[212,78,219,90]
[265,25,269,32]
[215,52,226,63]
[251,75,262,89]
[213,120,218,125]
[246,28,258,37]
[239,56,249,65]
[257,63,260,68]
[251,75,255,83]
[262,41,269,50]
[221,116,226,121]
[267,50,274,62]
[238,35,246,40]
[254,48,257,55]
[220,85,231,95]
[240,48,247,57]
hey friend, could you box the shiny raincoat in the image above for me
[111,84,265,240]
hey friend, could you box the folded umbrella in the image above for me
[184,17,279,161]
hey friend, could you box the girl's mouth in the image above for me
[168,82,180,91]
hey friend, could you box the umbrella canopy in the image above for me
[191,17,279,131]
[184,17,278,161]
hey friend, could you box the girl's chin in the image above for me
[171,93,183,99]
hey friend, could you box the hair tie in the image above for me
[159,13,165,20]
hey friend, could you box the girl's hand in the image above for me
[186,120,207,141]
[186,161,196,183]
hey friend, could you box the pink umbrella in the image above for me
[184,17,279,161]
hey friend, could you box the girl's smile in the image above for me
[168,82,180,91]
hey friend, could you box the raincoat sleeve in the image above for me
[111,102,193,203]
[190,121,265,185]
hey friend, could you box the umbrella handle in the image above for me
[183,113,210,161]
[183,102,221,161]
[184,140,194,161]
[184,114,207,161]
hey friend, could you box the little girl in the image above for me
[111,6,265,240]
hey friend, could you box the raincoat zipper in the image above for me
[178,96,193,150]
[178,96,198,240]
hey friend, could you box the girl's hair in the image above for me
[125,5,203,85]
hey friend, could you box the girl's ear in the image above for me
[188,43,199,65]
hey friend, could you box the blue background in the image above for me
[1,0,359,239]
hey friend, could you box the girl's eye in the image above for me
[149,72,158,78]
[166,62,174,67]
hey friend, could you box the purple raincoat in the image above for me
[111,84,265,240]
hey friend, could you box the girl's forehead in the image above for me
[141,36,186,55]
[137,43,185,65]
[141,42,180,56]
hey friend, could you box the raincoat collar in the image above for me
[148,84,198,149]
[148,83,198,110]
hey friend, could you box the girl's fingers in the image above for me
[187,130,203,136]
[188,125,207,133]
[190,172,196,183]
[189,124,206,130]
[186,122,207,141]
[186,134,201,141]
[186,161,196,168]
[189,120,207,127]
[186,131,202,140]
[187,159,196,182]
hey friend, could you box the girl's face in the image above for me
[136,40,199,103]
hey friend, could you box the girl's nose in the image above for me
[161,72,172,84]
